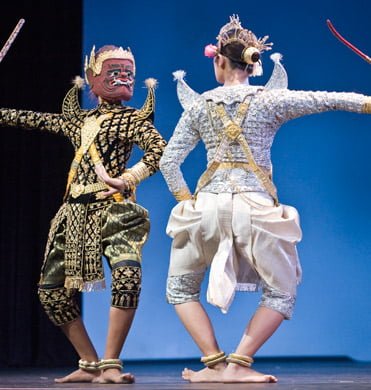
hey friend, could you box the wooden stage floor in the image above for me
[0,357,370,389]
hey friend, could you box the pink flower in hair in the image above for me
[204,44,218,58]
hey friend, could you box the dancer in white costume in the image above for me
[160,15,371,383]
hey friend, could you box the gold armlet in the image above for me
[173,187,193,202]
[125,162,150,184]
[363,97,371,114]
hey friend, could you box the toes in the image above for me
[121,373,135,384]
[266,375,277,383]
[54,376,72,383]
[182,368,191,380]
[93,373,135,384]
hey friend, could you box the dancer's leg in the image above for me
[222,306,283,383]
[175,301,226,382]
[94,307,136,384]
[55,317,100,383]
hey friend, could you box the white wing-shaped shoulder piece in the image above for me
[264,53,288,90]
[173,70,201,110]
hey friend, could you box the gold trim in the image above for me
[218,162,250,170]
[85,45,135,80]
[64,114,112,200]
[173,187,193,202]
[213,102,278,205]
[362,97,371,113]
[62,83,82,120]
[70,182,108,198]
[109,254,142,266]
[124,162,150,184]
[135,79,157,121]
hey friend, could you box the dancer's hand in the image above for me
[95,164,130,198]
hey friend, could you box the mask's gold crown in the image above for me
[84,45,136,84]
[217,15,272,53]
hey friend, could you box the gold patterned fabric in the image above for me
[0,91,166,189]
[39,188,151,292]
[38,199,149,324]
[38,286,80,326]
[111,261,142,308]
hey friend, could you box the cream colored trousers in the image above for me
[166,192,302,319]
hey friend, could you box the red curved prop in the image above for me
[327,19,370,64]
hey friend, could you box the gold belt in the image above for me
[70,182,108,198]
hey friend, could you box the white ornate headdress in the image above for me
[217,15,272,53]
[204,15,273,76]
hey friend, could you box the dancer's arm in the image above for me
[0,108,66,134]
[126,118,167,184]
[268,89,371,124]
[96,118,166,198]
[160,107,201,202]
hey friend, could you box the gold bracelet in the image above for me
[119,172,136,187]
[362,97,371,114]
[125,162,150,184]
[173,187,193,202]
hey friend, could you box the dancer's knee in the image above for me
[111,260,142,309]
[259,284,296,319]
[166,272,204,304]
[38,284,80,326]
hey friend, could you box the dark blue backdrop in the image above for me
[82,0,371,361]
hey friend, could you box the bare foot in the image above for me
[92,368,135,384]
[222,364,277,383]
[182,363,226,383]
[54,368,100,383]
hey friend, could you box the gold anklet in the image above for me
[200,351,226,367]
[78,359,100,371]
[99,358,123,371]
[226,353,254,367]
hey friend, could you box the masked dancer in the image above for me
[0,44,166,384]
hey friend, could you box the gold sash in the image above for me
[64,113,112,200]
[196,98,278,205]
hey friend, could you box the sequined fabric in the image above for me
[260,282,296,320]
[160,84,367,196]
[167,272,205,304]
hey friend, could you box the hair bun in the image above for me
[242,47,260,64]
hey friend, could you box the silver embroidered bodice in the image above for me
[160,72,367,196]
